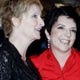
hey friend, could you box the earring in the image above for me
[48,39,50,48]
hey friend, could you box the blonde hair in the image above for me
[1,0,43,38]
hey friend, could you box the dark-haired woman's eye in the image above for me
[57,26,64,29]
[71,29,77,33]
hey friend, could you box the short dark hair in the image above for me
[44,5,80,35]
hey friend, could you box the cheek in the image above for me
[32,22,37,27]
[25,18,37,27]
[26,22,36,30]
[71,35,76,41]
[70,34,76,46]
[71,33,76,41]
[50,31,60,44]
[51,30,61,39]
[31,19,37,26]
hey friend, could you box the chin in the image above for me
[35,34,41,39]
[36,36,40,39]
[60,48,70,52]
[32,36,40,40]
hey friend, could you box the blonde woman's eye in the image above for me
[32,15,37,18]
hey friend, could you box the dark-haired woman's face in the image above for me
[50,15,77,52]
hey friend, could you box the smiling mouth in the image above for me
[35,30,40,33]
[35,28,41,32]
[35,29,41,35]
[60,39,70,44]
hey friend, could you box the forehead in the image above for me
[27,4,41,14]
[55,15,76,28]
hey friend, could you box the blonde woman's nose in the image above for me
[39,18,45,27]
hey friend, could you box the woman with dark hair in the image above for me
[30,5,80,80]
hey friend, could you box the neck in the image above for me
[51,47,71,69]
[9,32,34,61]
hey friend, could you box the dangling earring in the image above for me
[48,39,50,48]
[45,29,50,48]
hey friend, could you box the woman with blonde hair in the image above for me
[0,0,44,80]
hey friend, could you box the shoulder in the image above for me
[0,39,14,63]
[72,48,80,58]
[30,49,49,61]
[0,48,12,79]
[0,46,12,58]
[72,48,80,54]
[30,49,49,68]
[0,47,13,67]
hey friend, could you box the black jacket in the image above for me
[0,39,41,80]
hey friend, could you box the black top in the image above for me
[0,39,41,80]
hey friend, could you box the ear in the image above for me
[45,29,50,40]
[11,17,20,27]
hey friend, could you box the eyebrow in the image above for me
[57,24,64,26]
[57,24,77,29]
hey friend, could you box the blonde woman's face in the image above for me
[50,16,77,53]
[17,4,44,40]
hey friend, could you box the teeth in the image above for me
[35,28,40,31]
[35,29,40,34]
[38,29,40,31]
[60,39,69,44]
[37,30,40,32]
